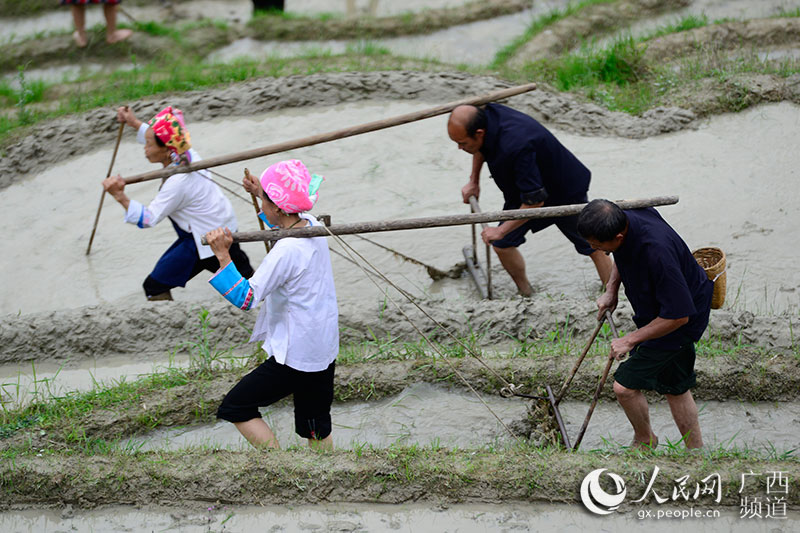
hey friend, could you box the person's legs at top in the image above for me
[103,3,132,43]
[613,381,659,449]
[70,4,88,47]
[665,390,703,449]
[492,245,532,297]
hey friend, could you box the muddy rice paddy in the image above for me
[1,0,800,529]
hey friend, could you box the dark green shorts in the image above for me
[613,341,697,395]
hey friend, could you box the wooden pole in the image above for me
[244,168,270,254]
[555,316,606,406]
[462,245,488,299]
[205,196,679,244]
[119,83,538,185]
[572,310,621,451]
[86,120,126,255]
[468,196,492,299]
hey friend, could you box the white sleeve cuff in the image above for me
[137,123,149,145]
[124,199,145,226]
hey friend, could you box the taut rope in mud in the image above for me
[320,224,522,440]
[352,234,462,280]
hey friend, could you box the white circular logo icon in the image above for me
[580,468,627,515]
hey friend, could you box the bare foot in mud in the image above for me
[72,30,88,48]
[631,435,659,451]
[106,29,133,44]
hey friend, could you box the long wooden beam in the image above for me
[121,83,538,185]
[205,196,678,244]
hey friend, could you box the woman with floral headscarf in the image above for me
[102,106,254,301]
[205,159,337,451]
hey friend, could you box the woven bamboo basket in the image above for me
[692,247,726,309]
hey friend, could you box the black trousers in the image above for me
[252,0,284,11]
[143,243,254,297]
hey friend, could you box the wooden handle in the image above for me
[205,196,679,245]
[121,83,538,185]
[86,119,127,255]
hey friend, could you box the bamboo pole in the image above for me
[85,120,126,255]
[119,83,538,185]
[555,316,606,406]
[244,168,270,254]
[205,196,679,244]
[572,310,621,451]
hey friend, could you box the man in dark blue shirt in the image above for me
[447,103,611,296]
[577,199,713,450]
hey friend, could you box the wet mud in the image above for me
[1,448,798,509]
[2,1,800,523]
[2,348,798,453]
[0,71,703,190]
[0,502,784,533]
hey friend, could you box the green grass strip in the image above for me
[490,0,617,69]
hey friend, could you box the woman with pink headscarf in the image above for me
[205,159,338,451]
[103,106,254,301]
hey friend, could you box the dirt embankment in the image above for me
[1,448,797,509]
[3,351,797,451]
[508,0,691,66]
[247,0,532,40]
[644,17,800,62]
[1,295,796,364]
[0,71,698,190]
[0,0,530,74]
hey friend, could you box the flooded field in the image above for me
[127,382,800,453]
[2,0,799,526]
[1,100,797,316]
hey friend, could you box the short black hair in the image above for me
[465,105,487,137]
[153,133,166,148]
[577,199,628,242]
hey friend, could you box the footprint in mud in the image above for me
[732,221,774,239]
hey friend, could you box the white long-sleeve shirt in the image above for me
[209,214,338,371]
[123,124,237,259]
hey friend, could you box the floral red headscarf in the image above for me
[148,106,192,164]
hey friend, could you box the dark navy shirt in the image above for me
[613,208,713,350]
[479,103,591,210]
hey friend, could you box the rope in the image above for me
[321,224,520,440]
[352,234,458,280]
[201,169,251,204]
[332,233,514,389]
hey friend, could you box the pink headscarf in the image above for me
[260,159,321,214]
[148,106,192,163]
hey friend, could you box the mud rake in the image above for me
[500,310,620,451]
